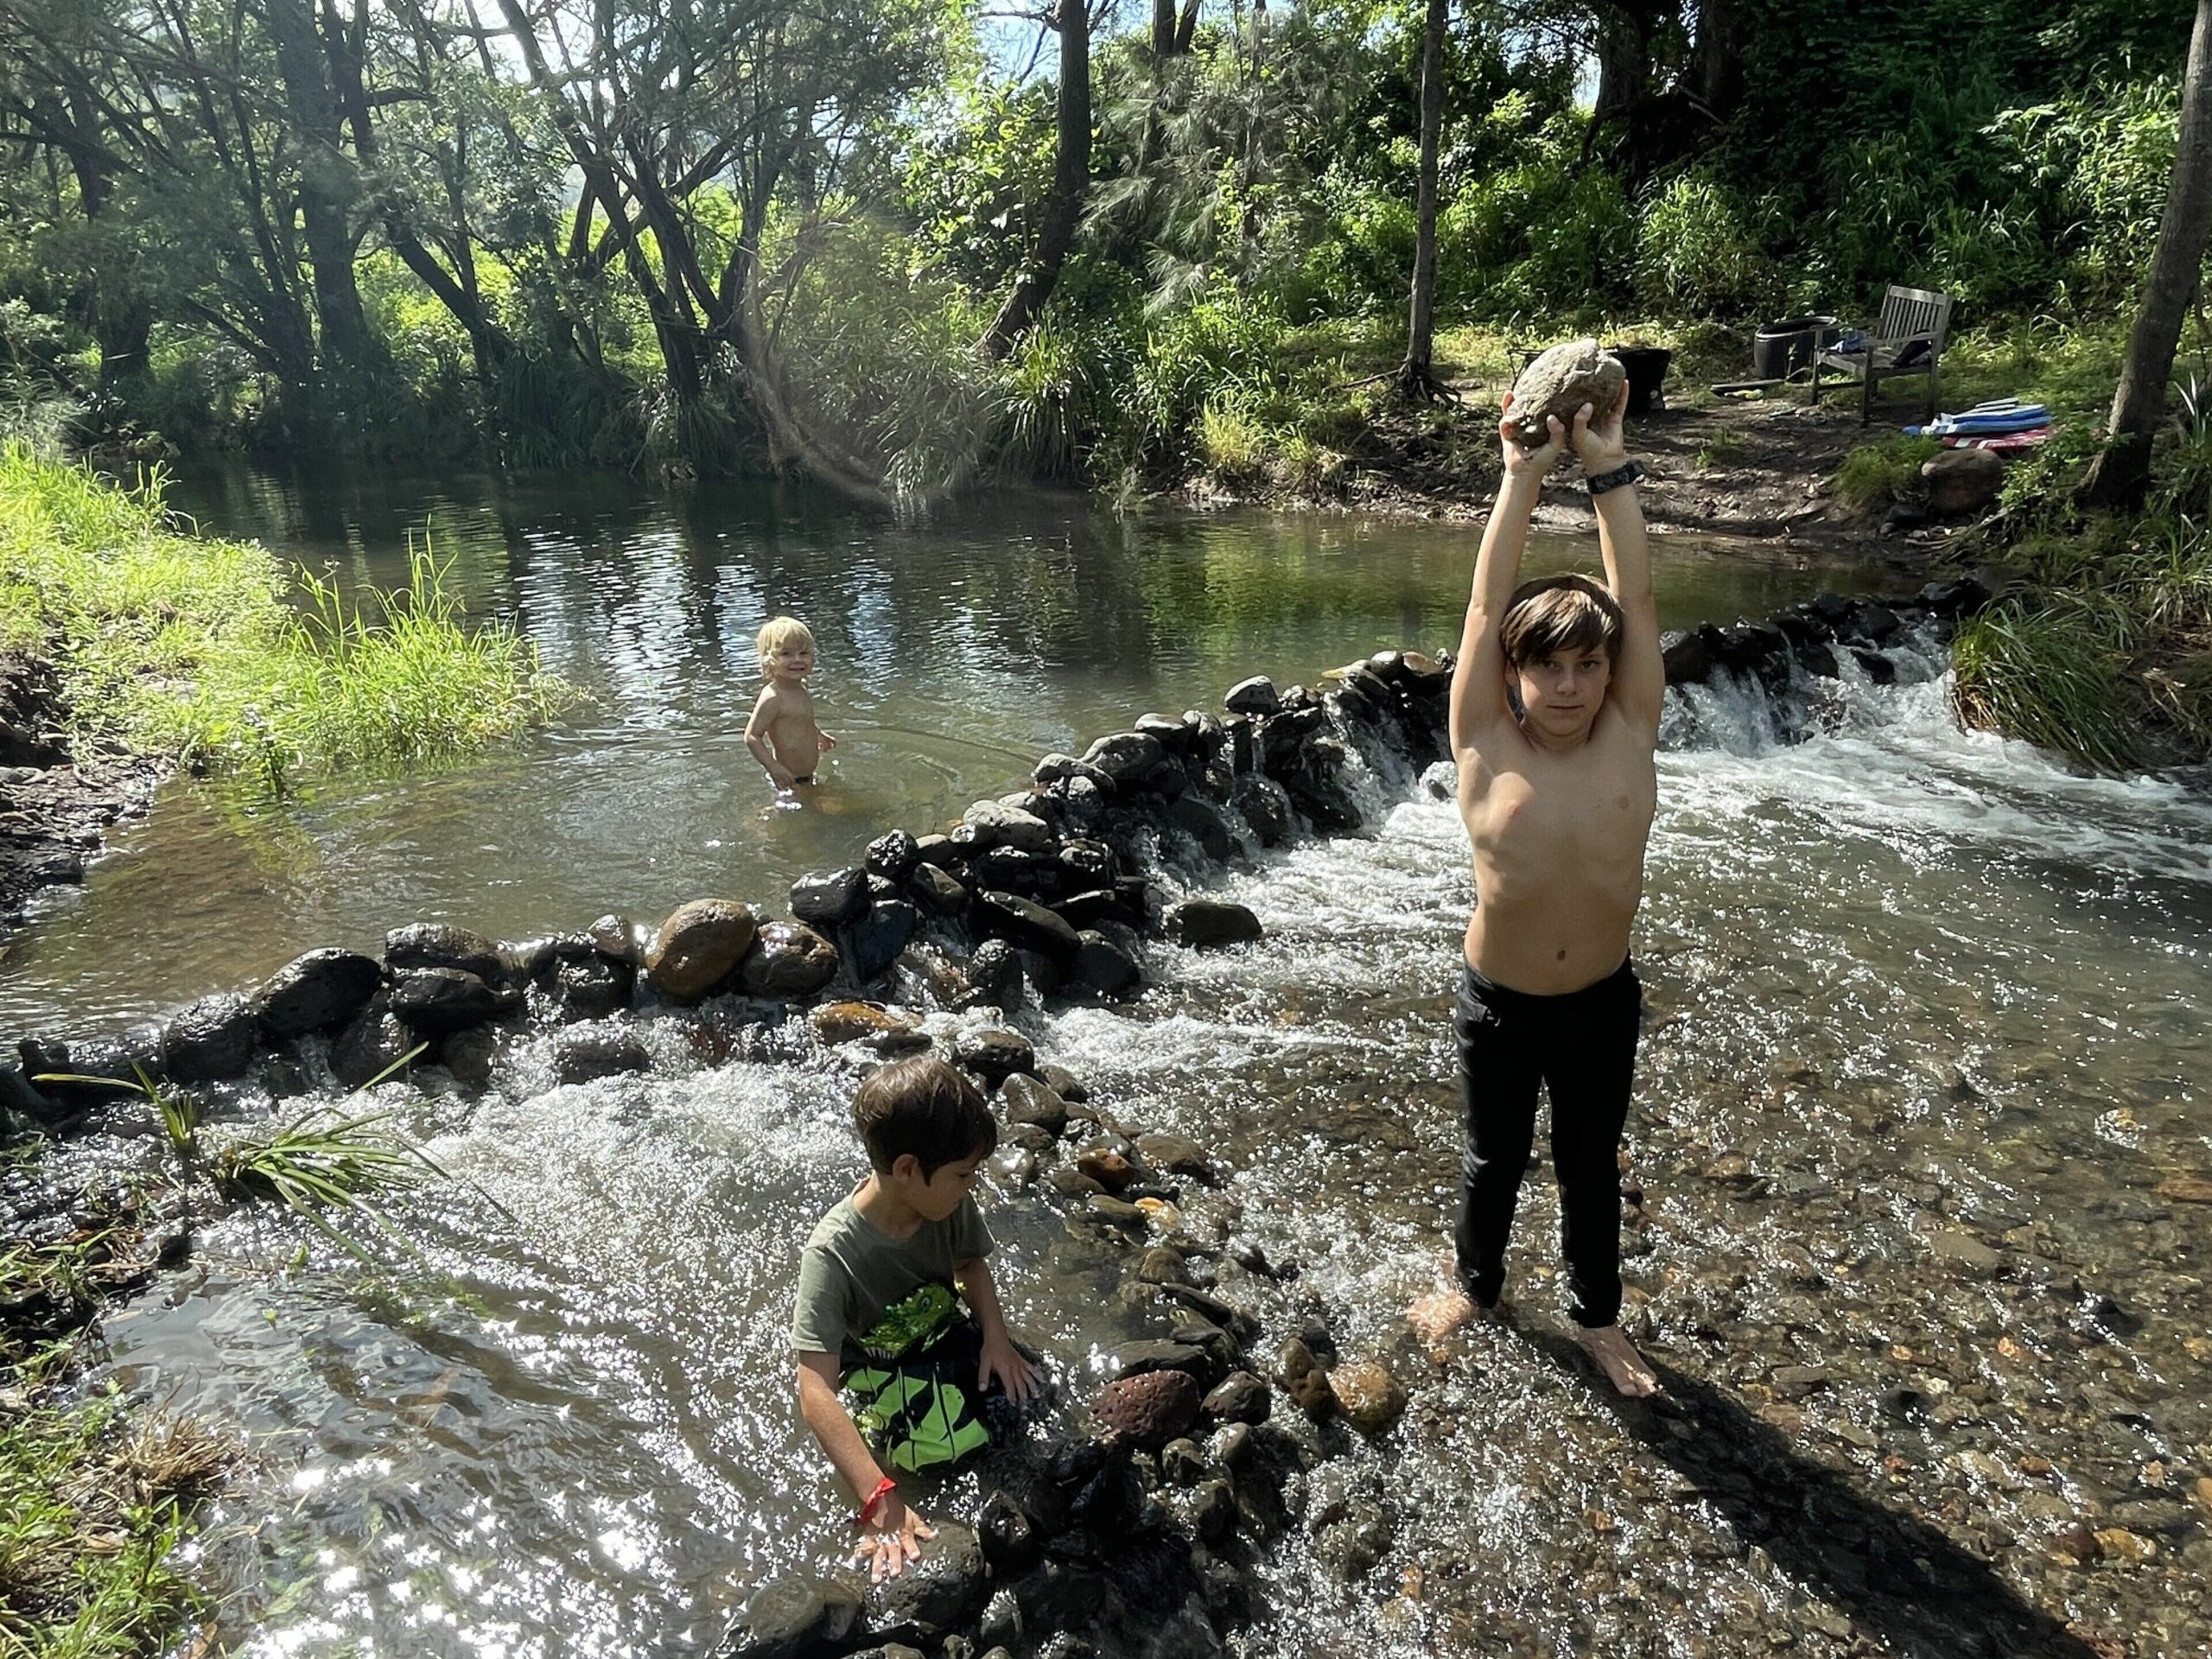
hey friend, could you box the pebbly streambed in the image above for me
[11,580,2212,1658]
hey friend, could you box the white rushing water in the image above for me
[99,646,2212,1657]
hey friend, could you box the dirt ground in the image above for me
[1211,379,1962,563]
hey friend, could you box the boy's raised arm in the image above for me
[1577,385,1664,736]
[1452,396,1568,753]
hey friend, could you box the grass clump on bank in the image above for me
[0,1228,232,1657]
[0,446,572,794]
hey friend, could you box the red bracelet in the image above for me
[853,1476,897,1529]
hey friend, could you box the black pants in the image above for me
[1452,957,1641,1328]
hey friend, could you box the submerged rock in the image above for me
[810,1001,929,1056]
[645,899,759,1001]
[553,1023,651,1085]
[726,1571,865,1659]
[1328,1361,1408,1434]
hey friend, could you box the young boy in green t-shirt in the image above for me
[791,1056,1041,1583]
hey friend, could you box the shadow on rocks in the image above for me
[1529,1332,2104,1659]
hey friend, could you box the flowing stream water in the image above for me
[8,468,2209,1656]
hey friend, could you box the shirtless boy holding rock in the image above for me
[1409,379,1663,1399]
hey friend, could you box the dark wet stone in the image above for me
[1275,738,1364,831]
[1314,1501,1393,1582]
[739,923,841,1000]
[962,939,1024,1011]
[906,861,969,917]
[553,1023,651,1085]
[1160,1285,1260,1343]
[1188,1478,1237,1541]
[1224,677,1280,717]
[849,900,920,981]
[970,847,1055,895]
[390,968,507,1034]
[438,1025,499,1090]
[973,891,1082,962]
[1661,628,1715,684]
[1135,1132,1215,1182]
[1164,899,1262,949]
[1096,1370,1201,1448]
[866,830,921,882]
[1135,1245,1192,1287]
[810,1001,929,1055]
[791,867,869,929]
[978,1491,1040,1573]
[1,1065,66,1128]
[162,994,257,1083]
[1058,839,1116,887]
[1164,796,1236,861]
[977,1590,1021,1653]
[19,1037,141,1110]
[385,922,503,982]
[999,1072,1068,1135]
[331,999,414,1089]
[1013,1560,1109,1629]
[586,913,650,965]
[1072,931,1141,997]
[1851,646,1898,684]
[728,1571,867,1659]
[1038,1063,1088,1103]
[1203,1372,1271,1425]
[866,1523,987,1638]
[1919,576,1991,615]
[1081,732,1166,786]
[1113,1340,1214,1382]
[550,953,633,1020]
[252,949,384,1039]
[1228,776,1289,848]
[645,899,760,1002]
[954,1027,1035,1087]
[1053,889,1131,931]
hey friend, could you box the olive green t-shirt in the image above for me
[789,1192,995,1366]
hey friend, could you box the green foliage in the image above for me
[1833,435,1943,509]
[0,448,571,791]
[1635,174,1778,320]
[1952,592,2141,770]
[217,1100,449,1262]
[1438,136,1637,323]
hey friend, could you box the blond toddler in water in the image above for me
[746,616,836,806]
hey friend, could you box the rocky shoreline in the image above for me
[0,575,1995,1659]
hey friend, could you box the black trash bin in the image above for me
[1751,316,1840,382]
[1610,345,1674,416]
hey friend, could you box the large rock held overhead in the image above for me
[1507,338,1626,448]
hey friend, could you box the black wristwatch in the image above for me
[1586,459,1643,496]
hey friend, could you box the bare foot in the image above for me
[1407,1287,1514,1345]
[1577,1324,1661,1397]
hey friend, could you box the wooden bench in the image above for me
[1809,285,1955,425]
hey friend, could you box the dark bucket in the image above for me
[1751,316,1840,381]
[1610,346,1673,416]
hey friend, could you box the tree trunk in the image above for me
[263,0,378,378]
[1688,0,1742,117]
[1395,0,1447,397]
[2080,0,2212,511]
[982,0,1091,359]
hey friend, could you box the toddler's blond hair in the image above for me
[756,615,815,672]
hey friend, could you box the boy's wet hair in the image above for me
[854,1056,997,1179]
[1500,575,1624,668]
[756,614,815,670]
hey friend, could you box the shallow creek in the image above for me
[73,632,2212,1656]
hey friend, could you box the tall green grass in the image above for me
[0,447,572,794]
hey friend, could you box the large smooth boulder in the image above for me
[1922,446,2004,515]
[162,994,257,1082]
[1507,338,1625,448]
[790,868,869,929]
[645,899,759,1001]
[739,922,841,1000]
[1165,899,1263,949]
[385,922,502,982]
[252,949,384,1040]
